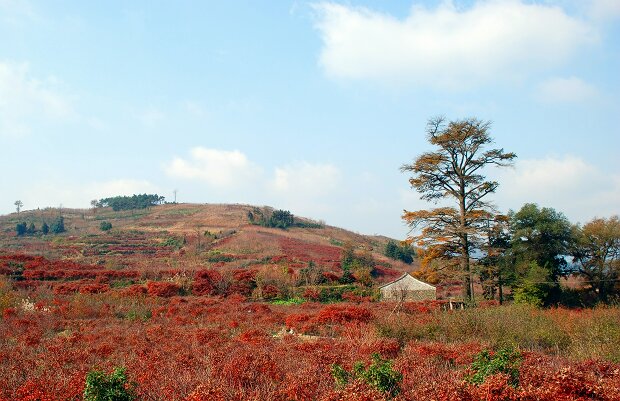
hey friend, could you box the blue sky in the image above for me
[1,0,619,239]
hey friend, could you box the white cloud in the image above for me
[0,0,37,25]
[267,162,343,217]
[19,178,160,211]
[0,61,75,137]
[271,162,341,196]
[137,107,165,127]
[86,179,159,200]
[163,148,345,218]
[588,0,620,21]
[313,1,596,88]
[536,76,599,103]
[494,155,620,223]
[165,147,262,189]
[183,100,206,117]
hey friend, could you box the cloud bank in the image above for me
[164,147,343,217]
[313,1,597,88]
[0,61,75,137]
[494,155,620,223]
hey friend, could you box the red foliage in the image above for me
[121,284,147,296]
[261,285,280,300]
[146,281,180,297]
[303,288,321,301]
[192,269,222,296]
[315,305,372,324]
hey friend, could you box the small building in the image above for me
[378,273,436,302]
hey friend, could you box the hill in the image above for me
[0,203,417,299]
[2,203,619,400]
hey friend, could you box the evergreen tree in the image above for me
[50,216,65,234]
[15,222,27,236]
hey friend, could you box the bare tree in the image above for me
[14,200,23,214]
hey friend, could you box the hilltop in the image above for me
[0,203,422,299]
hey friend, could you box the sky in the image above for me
[1,0,619,239]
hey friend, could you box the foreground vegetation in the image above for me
[1,202,619,400]
[1,279,619,400]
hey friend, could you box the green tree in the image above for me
[476,214,514,303]
[572,216,620,302]
[385,240,415,264]
[97,194,164,211]
[27,223,36,234]
[41,222,49,235]
[15,222,27,236]
[50,216,65,234]
[100,221,112,231]
[270,209,294,228]
[512,261,552,307]
[401,117,516,302]
[509,203,574,281]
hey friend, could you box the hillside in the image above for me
[2,203,619,400]
[0,203,419,298]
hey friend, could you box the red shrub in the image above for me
[79,284,110,294]
[122,284,147,296]
[315,305,372,324]
[146,281,180,297]
[303,288,321,301]
[261,285,280,300]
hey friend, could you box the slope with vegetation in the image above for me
[0,201,619,400]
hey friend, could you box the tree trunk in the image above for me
[498,270,504,305]
[459,193,473,303]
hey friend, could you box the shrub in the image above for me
[83,367,136,401]
[466,347,522,387]
[146,281,180,297]
[331,353,402,397]
[385,240,415,264]
[99,221,112,231]
[50,216,65,234]
[15,222,27,236]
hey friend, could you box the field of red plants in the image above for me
[2,267,620,400]
[1,205,619,400]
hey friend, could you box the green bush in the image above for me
[385,240,415,264]
[83,367,136,401]
[466,347,522,387]
[100,221,112,231]
[15,222,27,236]
[160,236,185,250]
[50,216,65,234]
[331,353,402,397]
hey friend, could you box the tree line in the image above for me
[93,194,165,211]
[16,216,65,236]
[403,117,619,306]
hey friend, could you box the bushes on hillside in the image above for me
[385,241,415,264]
[247,207,323,229]
[95,194,165,211]
[100,221,112,231]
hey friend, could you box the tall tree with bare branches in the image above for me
[401,117,516,302]
[14,200,23,214]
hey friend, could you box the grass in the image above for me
[375,304,620,362]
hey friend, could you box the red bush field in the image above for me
[1,204,619,400]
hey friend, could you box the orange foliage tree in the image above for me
[401,117,516,302]
[572,215,620,302]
